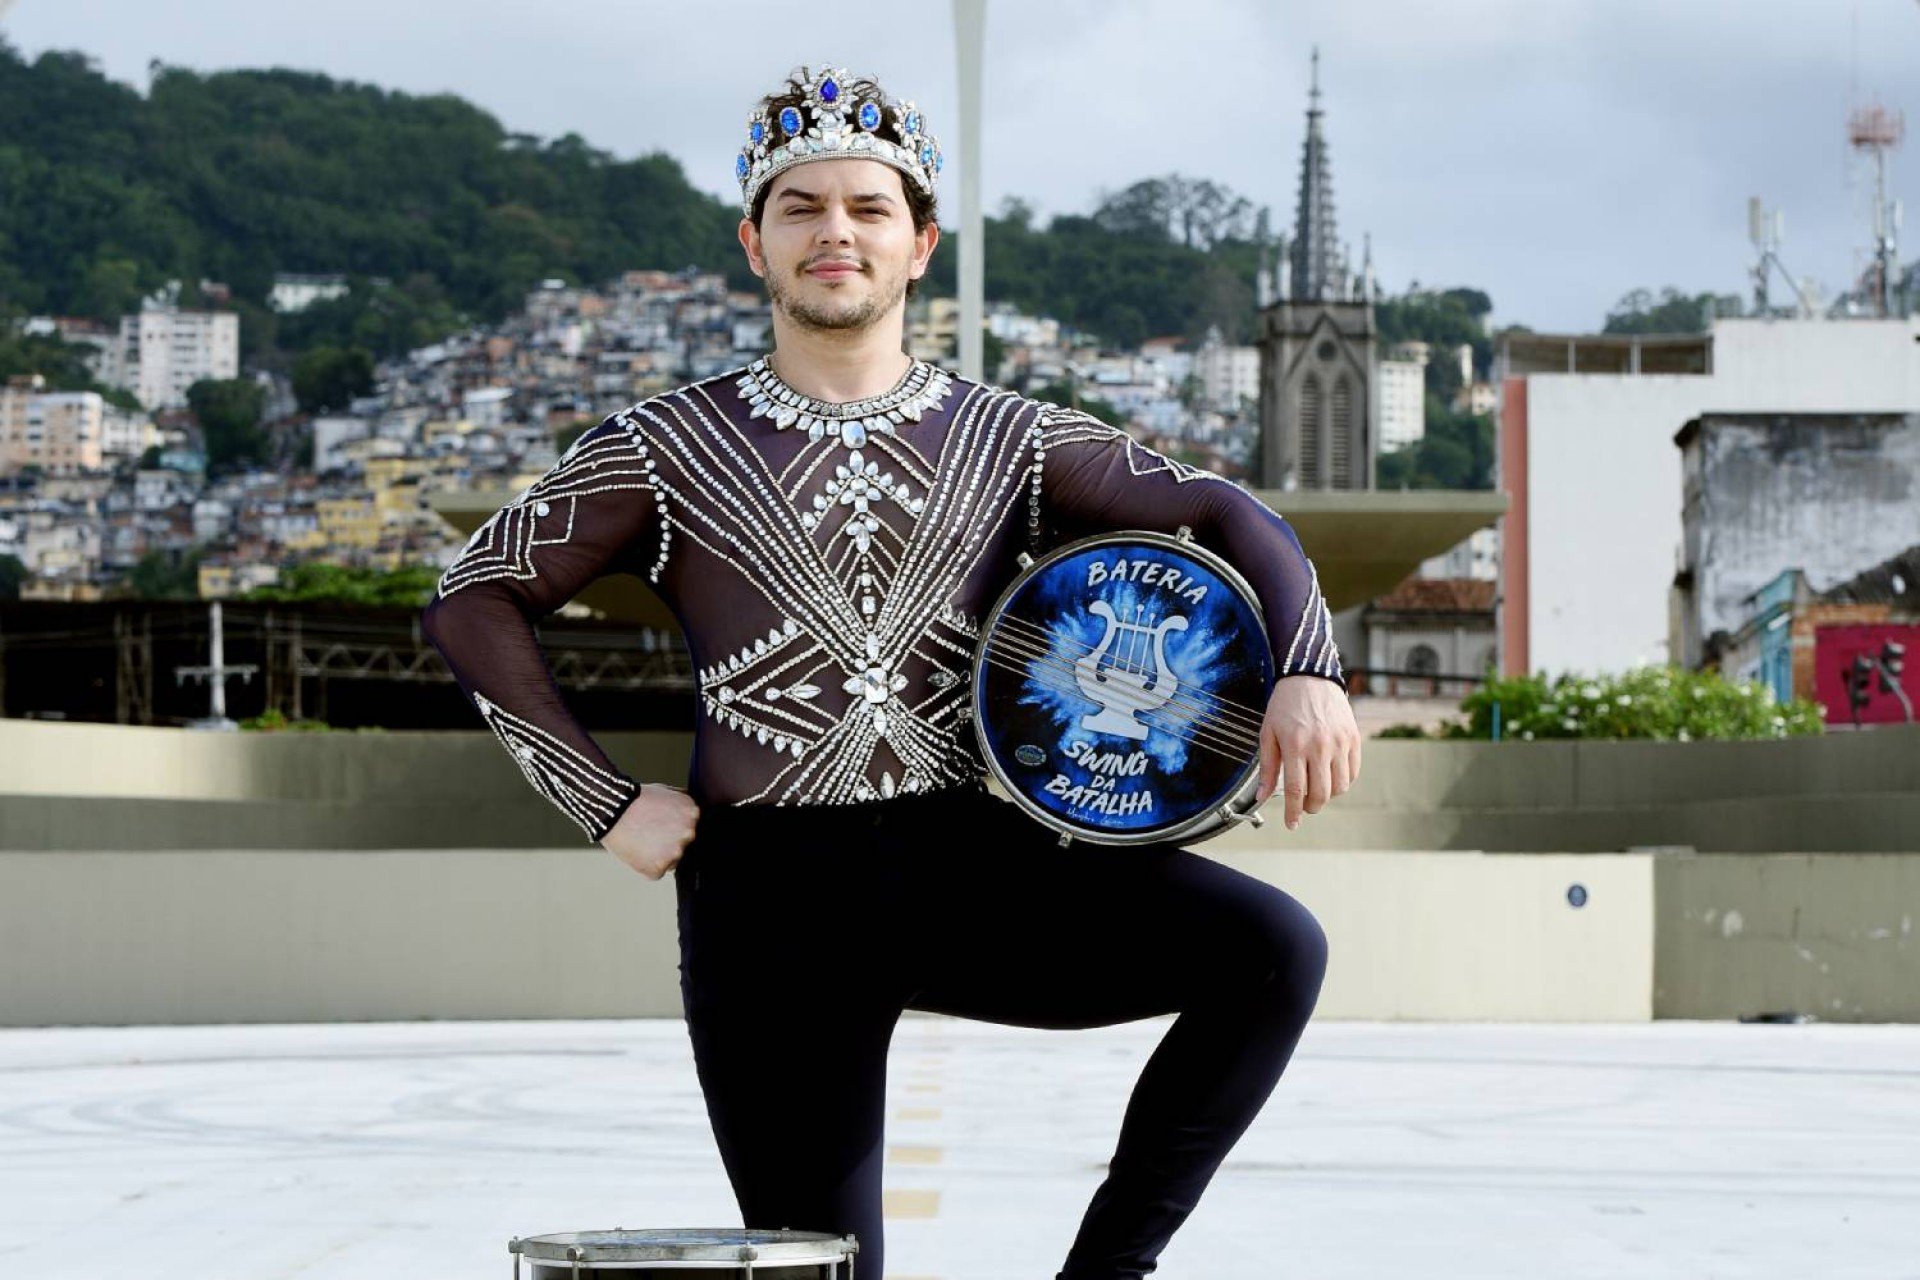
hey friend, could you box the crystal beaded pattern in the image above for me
[422,364,1346,837]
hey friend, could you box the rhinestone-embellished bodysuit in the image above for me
[420,357,1346,842]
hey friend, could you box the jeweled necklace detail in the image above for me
[736,354,953,449]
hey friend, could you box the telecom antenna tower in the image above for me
[1847,102,1905,316]
[1746,197,1816,319]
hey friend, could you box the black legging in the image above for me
[672,780,1329,1280]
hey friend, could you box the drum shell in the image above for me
[529,1264,835,1278]
[513,1228,855,1277]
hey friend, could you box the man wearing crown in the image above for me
[421,62,1362,1280]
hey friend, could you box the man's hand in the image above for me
[599,783,700,879]
[1254,675,1363,830]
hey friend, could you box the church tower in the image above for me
[1257,48,1377,491]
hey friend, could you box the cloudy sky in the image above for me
[6,0,1918,332]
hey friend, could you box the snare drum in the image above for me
[509,1228,859,1278]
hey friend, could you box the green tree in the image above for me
[186,376,268,470]
[241,561,441,608]
[126,546,207,599]
[290,345,374,414]
[0,552,27,600]
[1376,286,1493,400]
[1377,398,1494,490]
[1603,287,1743,334]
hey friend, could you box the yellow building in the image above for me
[315,494,382,550]
[0,375,106,475]
[364,455,423,491]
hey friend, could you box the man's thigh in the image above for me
[905,794,1325,1028]
[676,851,900,1231]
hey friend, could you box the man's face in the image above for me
[740,158,936,334]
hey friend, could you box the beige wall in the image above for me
[1654,853,1920,1022]
[2,718,1915,1026]
[4,719,1917,854]
[0,845,1654,1027]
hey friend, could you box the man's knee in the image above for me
[1244,890,1329,1010]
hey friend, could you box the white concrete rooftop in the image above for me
[3,1016,1916,1279]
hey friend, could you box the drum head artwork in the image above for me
[974,531,1274,844]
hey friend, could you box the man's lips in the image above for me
[807,262,861,278]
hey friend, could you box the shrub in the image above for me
[1453,666,1824,741]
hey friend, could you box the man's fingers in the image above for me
[1282,748,1308,829]
[1256,727,1279,806]
[1330,746,1351,799]
[1306,748,1332,815]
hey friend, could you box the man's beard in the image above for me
[768,258,908,332]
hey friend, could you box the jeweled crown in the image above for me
[737,64,943,217]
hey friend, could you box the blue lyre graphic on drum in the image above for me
[973,528,1275,846]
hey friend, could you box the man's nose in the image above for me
[815,205,855,242]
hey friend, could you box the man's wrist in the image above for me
[593,780,645,844]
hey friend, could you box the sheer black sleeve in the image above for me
[1035,406,1346,692]
[420,411,664,841]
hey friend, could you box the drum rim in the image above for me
[510,1227,858,1263]
[971,526,1270,847]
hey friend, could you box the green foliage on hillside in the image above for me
[1373,287,1497,490]
[241,562,442,607]
[185,377,267,469]
[0,38,750,349]
[1603,287,1744,334]
[0,37,1527,458]
[0,43,1304,355]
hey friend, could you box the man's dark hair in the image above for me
[747,70,939,300]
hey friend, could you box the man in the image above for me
[422,62,1361,1280]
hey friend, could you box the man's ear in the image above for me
[738,217,765,279]
[911,221,940,281]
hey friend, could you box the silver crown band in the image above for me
[737,63,943,216]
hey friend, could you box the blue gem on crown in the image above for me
[735,153,749,179]
[749,119,765,145]
[778,105,804,137]
[819,76,840,105]
[857,101,881,131]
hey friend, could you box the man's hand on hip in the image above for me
[600,784,701,879]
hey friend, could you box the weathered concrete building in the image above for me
[1672,411,1920,671]
[1497,315,1920,678]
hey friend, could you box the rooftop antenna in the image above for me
[1746,197,1814,319]
[1848,102,1905,316]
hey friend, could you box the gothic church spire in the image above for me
[1289,47,1341,303]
